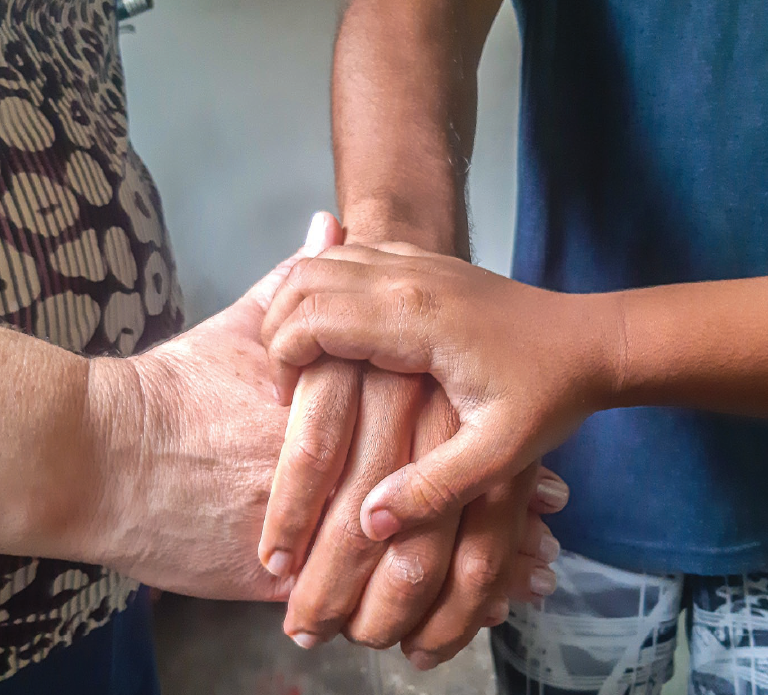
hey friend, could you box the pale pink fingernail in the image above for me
[291,632,319,650]
[538,534,561,564]
[536,480,570,508]
[530,567,557,597]
[368,509,401,540]
[265,550,293,577]
[409,651,440,671]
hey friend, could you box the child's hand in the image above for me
[261,241,615,540]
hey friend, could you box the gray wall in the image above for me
[119,0,521,324]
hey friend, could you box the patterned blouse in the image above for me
[0,0,183,681]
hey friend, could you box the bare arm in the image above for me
[0,216,342,602]
[259,4,555,665]
[333,0,503,257]
[261,245,768,536]
[0,326,99,559]
[609,276,768,416]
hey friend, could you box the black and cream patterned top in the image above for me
[0,0,183,680]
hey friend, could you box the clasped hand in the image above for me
[256,215,582,669]
[87,213,569,672]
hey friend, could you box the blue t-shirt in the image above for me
[511,0,768,574]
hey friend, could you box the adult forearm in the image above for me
[0,327,107,559]
[332,0,502,258]
[605,276,768,418]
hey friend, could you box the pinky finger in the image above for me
[531,465,570,515]
[503,555,557,605]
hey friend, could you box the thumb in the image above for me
[359,420,528,541]
[242,211,343,331]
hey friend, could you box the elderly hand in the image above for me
[76,213,343,600]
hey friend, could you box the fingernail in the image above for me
[368,509,401,540]
[409,651,440,671]
[536,479,570,508]
[538,534,561,564]
[530,567,557,597]
[486,598,510,626]
[265,550,293,577]
[291,632,319,650]
[304,212,326,257]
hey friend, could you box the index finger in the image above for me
[258,356,360,577]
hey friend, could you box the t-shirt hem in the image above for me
[557,533,768,576]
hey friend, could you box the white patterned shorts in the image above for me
[492,550,768,695]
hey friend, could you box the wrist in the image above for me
[74,355,147,568]
[343,197,469,259]
[567,291,627,416]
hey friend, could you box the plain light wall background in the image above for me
[119,0,521,325]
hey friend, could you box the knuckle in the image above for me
[289,594,348,637]
[345,624,398,650]
[460,545,505,595]
[295,610,347,639]
[407,468,461,519]
[391,284,433,320]
[288,431,338,480]
[297,294,320,328]
[338,516,379,555]
[345,547,444,649]
[403,642,451,669]
[385,284,436,367]
[284,256,313,289]
[382,550,431,601]
[406,622,477,663]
